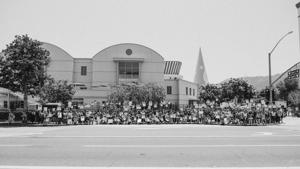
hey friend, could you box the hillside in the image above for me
[222,74,281,91]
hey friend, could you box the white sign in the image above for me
[68,101,72,108]
[275,101,287,108]
[38,105,42,111]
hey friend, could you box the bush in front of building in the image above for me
[108,83,166,106]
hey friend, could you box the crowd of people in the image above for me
[15,103,287,126]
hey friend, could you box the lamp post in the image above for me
[268,31,293,105]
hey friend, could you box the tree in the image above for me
[259,87,277,102]
[0,35,50,111]
[38,78,75,106]
[220,78,255,102]
[288,90,300,107]
[108,83,166,105]
[276,78,298,102]
[199,84,222,103]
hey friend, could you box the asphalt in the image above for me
[0,117,300,168]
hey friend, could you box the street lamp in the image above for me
[268,31,293,105]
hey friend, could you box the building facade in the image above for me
[43,43,199,107]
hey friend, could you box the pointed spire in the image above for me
[194,48,208,86]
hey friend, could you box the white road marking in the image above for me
[0,132,43,138]
[136,128,162,130]
[15,135,300,138]
[83,144,300,148]
[0,166,299,169]
[256,132,273,136]
[0,144,32,147]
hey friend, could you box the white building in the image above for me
[42,43,202,107]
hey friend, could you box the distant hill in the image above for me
[222,74,281,91]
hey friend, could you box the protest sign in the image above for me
[38,105,42,111]
[68,101,72,108]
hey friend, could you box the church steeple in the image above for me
[194,48,208,86]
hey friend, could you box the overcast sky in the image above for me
[0,0,299,83]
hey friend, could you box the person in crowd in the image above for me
[8,111,15,125]
[19,102,288,126]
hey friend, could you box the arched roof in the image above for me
[41,42,74,60]
[91,43,165,61]
[272,61,300,85]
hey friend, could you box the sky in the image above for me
[0,0,299,84]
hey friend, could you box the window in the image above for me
[189,88,192,95]
[4,101,7,108]
[193,89,195,96]
[20,101,24,108]
[167,86,172,95]
[81,66,87,76]
[186,87,188,95]
[119,62,139,79]
[79,86,87,90]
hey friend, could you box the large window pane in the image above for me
[119,62,139,79]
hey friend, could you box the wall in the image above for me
[92,43,164,87]
[178,79,198,106]
[73,58,93,88]
[164,79,179,105]
[42,43,74,82]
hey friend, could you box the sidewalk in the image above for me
[274,117,300,131]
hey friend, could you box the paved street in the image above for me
[0,118,300,168]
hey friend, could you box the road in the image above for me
[0,117,300,168]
